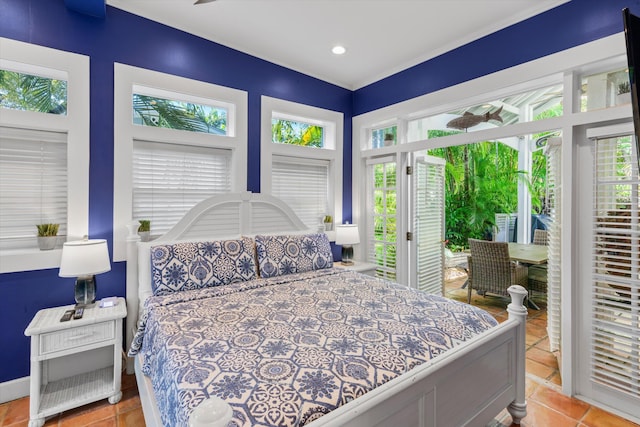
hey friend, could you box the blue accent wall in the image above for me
[353,0,632,115]
[0,0,633,384]
[0,0,352,383]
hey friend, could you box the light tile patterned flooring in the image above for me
[445,271,639,427]
[2,273,638,427]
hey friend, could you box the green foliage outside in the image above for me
[133,94,227,135]
[425,103,561,251]
[0,70,67,114]
[427,132,551,251]
[372,162,397,279]
[272,119,323,147]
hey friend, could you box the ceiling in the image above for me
[107,0,568,90]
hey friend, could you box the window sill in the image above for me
[0,248,62,273]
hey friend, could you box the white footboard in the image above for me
[135,285,528,427]
[306,285,528,427]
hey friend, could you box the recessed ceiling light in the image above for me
[332,45,346,55]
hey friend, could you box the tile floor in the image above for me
[1,272,638,427]
[444,271,639,427]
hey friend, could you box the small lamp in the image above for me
[59,237,111,306]
[335,223,359,266]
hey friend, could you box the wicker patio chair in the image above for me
[529,229,548,299]
[533,229,548,245]
[467,238,529,304]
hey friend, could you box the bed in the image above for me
[125,191,528,427]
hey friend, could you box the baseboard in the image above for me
[0,376,29,404]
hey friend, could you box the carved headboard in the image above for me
[125,191,313,371]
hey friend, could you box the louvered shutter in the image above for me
[271,157,328,229]
[546,138,562,352]
[132,139,231,235]
[414,155,445,295]
[0,127,67,250]
[591,135,640,400]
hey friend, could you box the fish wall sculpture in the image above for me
[446,106,503,131]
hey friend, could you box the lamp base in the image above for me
[341,245,354,266]
[75,275,97,306]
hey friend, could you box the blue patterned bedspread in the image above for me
[129,268,498,426]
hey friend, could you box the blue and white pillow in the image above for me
[150,239,257,295]
[255,233,333,278]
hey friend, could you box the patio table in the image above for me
[508,242,548,265]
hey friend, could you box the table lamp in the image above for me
[59,237,111,306]
[335,223,359,265]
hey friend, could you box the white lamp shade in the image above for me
[335,224,360,245]
[59,239,111,277]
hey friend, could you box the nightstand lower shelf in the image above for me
[37,366,121,416]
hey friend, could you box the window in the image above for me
[366,158,397,280]
[261,96,343,231]
[113,64,247,261]
[406,83,563,143]
[0,38,89,273]
[272,118,324,147]
[0,70,67,115]
[581,67,630,112]
[132,141,232,234]
[132,92,228,135]
[372,125,397,149]
[271,157,329,228]
[590,130,640,403]
[0,128,67,250]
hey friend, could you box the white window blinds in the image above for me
[591,135,640,400]
[546,138,562,352]
[0,127,67,250]
[132,140,231,235]
[271,157,329,229]
[414,156,445,295]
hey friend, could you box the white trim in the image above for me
[260,96,343,225]
[0,376,29,404]
[0,38,90,273]
[113,63,248,261]
[586,122,635,140]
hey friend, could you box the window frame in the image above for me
[113,63,247,261]
[0,38,89,273]
[260,96,343,232]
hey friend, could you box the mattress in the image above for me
[129,268,498,426]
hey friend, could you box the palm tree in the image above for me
[133,94,226,134]
[429,139,532,250]
[0,70,67,114]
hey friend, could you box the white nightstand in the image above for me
[334,261,378,276]
[24,298,127,427]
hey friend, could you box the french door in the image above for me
[410,154,446,295]
[365,154,445,294]
[575,126,640,422]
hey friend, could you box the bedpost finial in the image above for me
[125,221,141,241]
[507,285,527,305]
[507,285,528,317]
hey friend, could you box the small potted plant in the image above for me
[323,215,333,231]
[138,220,151,242]
[617,81,631,105]
[384,133,394,147]
[36,223,59,250]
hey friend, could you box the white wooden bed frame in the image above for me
[125,191,528,427]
